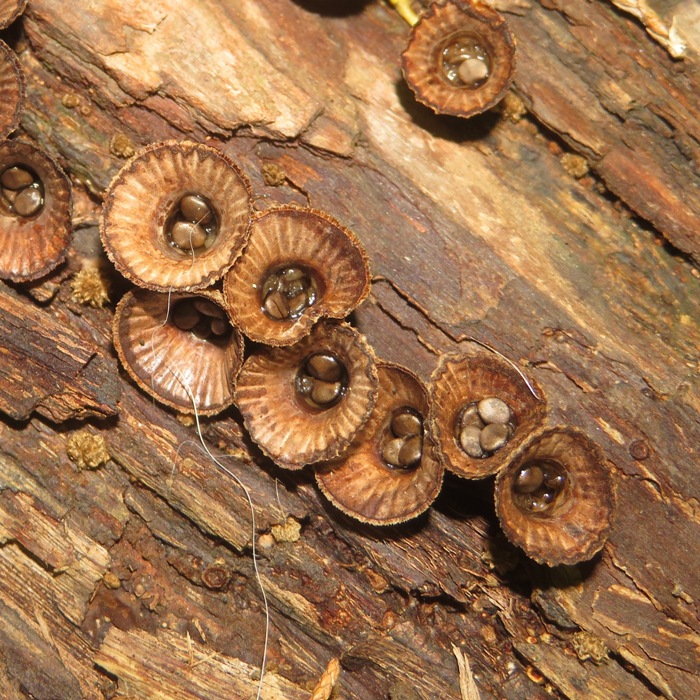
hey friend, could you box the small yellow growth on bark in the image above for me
[71,267,110,308]
[221,442,252,463]
[310,657,340,700]
[501,92,527,123]
[61,93,80,109]
[560,153,590,179]
[262,161,288,187]
[572,631,609,663]
[110,133,136,159]
[271,517,302,543]
[66,431,110,469]
[103,572,121,589]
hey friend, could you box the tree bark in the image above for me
[1,0,698,698]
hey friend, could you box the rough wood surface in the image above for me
[1,0,699,699]
[0,281,119,422]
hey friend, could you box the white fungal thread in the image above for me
[471,338,542,401]
[370,276,539,399]
[144,288,270,700]
[146,284,177,402]
[275,477,282,512]
[182,377,270,700]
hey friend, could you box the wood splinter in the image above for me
[310,657,340,700]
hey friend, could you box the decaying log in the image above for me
[1,0,698,699]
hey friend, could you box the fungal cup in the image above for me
[234,320,379,470]
[495,428,617,565]
[113,289,245,415]
[429,349,547,479]
[402,0,516,118]
[0,140,72,282]
[101,141,252,292]
[223,205,370,346]
[316,361,444,525]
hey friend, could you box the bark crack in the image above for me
[371,276,468,349]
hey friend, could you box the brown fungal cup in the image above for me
[223,205,370,346]
[235,320,379,470]
[0,0,27,29]
[316,361,444,525]
[402,0,516,118]
[428,349,546,479]
[0,140,72,282]
[101,141,252,292]
[494,427,617,565]
[0,40,24,139]
[113,288,244,415]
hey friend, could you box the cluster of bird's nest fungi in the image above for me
[0,0,617,567]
